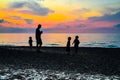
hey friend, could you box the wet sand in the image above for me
[0,46,120,76]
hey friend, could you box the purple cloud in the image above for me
[10,2,26,8]
[114,24,120,28]
[24,19,34,24]
[88,23,120,33]
[0,25,34,33]
[0,19,13,24]
[0,19,4,23]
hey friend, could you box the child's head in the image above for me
[75,36,79,39]
[68,37,71,40]
[29,36,32,40]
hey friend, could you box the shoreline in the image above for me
[1,46,120,54]
[0,46,120,76]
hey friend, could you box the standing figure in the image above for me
[29,36,33,47]
[35,24,43,51]
[73,36,80,54]
[66,37,71,55]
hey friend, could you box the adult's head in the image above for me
[38,24,41,29]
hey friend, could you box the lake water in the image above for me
[0,33,120,48]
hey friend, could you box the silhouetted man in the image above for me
[36,24,43,51]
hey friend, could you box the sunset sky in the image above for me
[0,0,120,33]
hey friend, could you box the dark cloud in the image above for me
[43,23,87,33]
[0,26,34,33]
[102,8,120,14]
[1,17,33,25]
[89,11,120,22]
[10,0,54,16]
[114,24,120,28]
[76,24,86,28]
[92,28,120,33]
[107,8,120,12]
[10,2,26,8]
[43,23,73,33]
[89,24,120,33]
[43,27,67,33]
[9,16,34,24]
[24,19,34,24]
[0,19,13,24]
[45,20,120,33]
[55,22,86,29]
[0,19,4,23]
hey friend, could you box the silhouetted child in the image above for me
[29,36,33,47]
[66,37,71,55]
[73,36,80,54]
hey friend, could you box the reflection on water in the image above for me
[0,33,120,48]
[0,68,120,80]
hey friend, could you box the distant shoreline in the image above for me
[0,45,120,48]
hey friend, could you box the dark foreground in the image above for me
[0,46,120,79]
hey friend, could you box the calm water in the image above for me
[0,33,120,48]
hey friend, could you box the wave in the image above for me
[0,68,120,80]
[80,42,120,48]
[107,45,119,48]
[46,43,60,47]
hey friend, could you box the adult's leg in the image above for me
[39,39,42,48]
[36,40,40,52]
